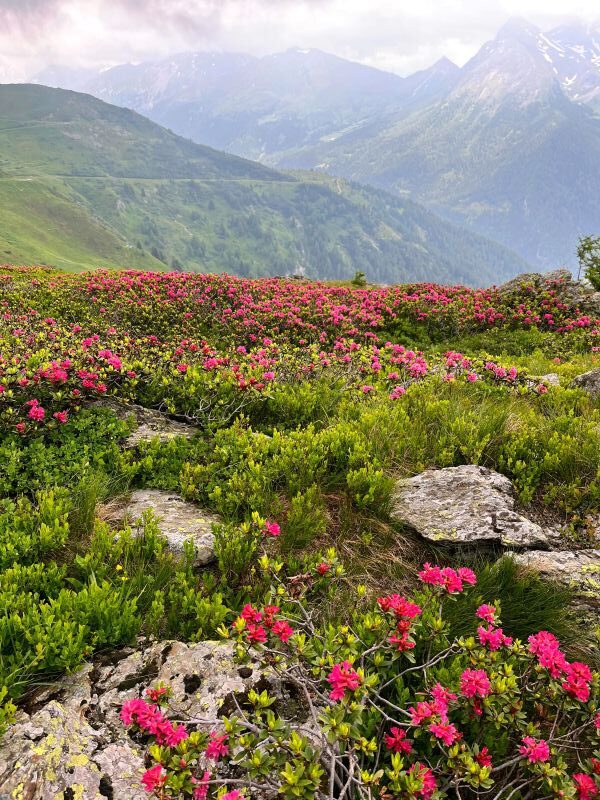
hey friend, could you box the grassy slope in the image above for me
[0,84,528,283]
[0,178,163,271]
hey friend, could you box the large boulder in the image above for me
[571,369,600,398]
[498,269,575,296]
[498,270,600,316]
[581,292,600,316]
[391,465,551,549]
[91,640,271,739]
[512,549,600,610]
[122,489,220,565]
[93,397,196,448]
[0,663,147,800]
[0,641,273,800]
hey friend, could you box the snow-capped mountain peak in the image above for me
[538,23,600,109]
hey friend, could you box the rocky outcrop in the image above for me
[582,292,600,316]
[498,270,600,316]
[122,489,220,565]
[571,368,600,398]
[538,373,560,386]
[0,695,147,800]
[513,549,600,609]
[93,396,196,447]
[0,641,273,800]
[498,269,575,294]
[391,465,551,548]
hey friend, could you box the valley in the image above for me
[0,84,527,284]
[38,18,600,272]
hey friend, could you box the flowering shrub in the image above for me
[123,559,599,800]
[1,265,600,756]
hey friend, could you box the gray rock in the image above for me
[0,641,272,800]
[571,368,600,398]
[538,373,560,386]
[513,549,600,609]
[498,269,574,295]
[92,640,268,738]
[579,291,600,316]
[498,270,600,317]
[122,489,220,565]
[391,465,550,549]
[93,396,196,447]
[0,699,146,800]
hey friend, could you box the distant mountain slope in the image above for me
[0,84,279,180]
[278,20,600,269]
[33,49,460,163]
[539,23,600,112]
[31,23,600,271]
[0,84,527,283]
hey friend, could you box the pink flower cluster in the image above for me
[477,624,513,651]
[475,602,513,651]
[377,593,422,651]
[141,764,166,793]
[384,726,412,753]
[476,603,497,623]
[327,660,362,701]
[205,731,229,761]
[460,668,491,699]
[120,697,188,747]
[409,683,461,747]
[233,603,294,645]
[121,695,236,798]
[418,563,477,593]
[529,631,593,701]
[407,762,438,799]
[262,520,281,537]
[573,773,599,800]
[518,736,550,764]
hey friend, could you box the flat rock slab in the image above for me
[571,369,600,398]
[538,373,560,386]
[0,698,148,800]
[391,465,550,549]
[513,549,600,608]
[123,489,220,565]
[0,641,270,800]
[93,640,269,737]
[93,397,196,447]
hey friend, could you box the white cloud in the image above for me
[0,0,598,81]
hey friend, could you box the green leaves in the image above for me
[0,488,70,569]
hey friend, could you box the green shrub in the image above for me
[214,519,261,585]
[0,409,131,495]
[280,485,328,553]
[164,573,229,641]
[0,488,70,568]
[0,687,15,738]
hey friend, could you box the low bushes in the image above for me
[0,491,228,703]
[1,266,599,774]
[121,558,600,799]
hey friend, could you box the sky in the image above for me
[1,0,599,82]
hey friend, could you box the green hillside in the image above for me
[0,84,528,283]
[0,177,162,271]
[0,84,278,181]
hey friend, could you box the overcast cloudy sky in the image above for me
[1,0,599,82]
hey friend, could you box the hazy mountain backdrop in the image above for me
[0,84,527,283]
[34,17,600,272]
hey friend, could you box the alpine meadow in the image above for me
[0,3,599,800]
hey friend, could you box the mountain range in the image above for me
[0,83,526,283]
[33,18,600,271]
